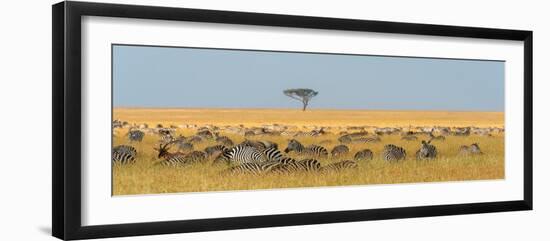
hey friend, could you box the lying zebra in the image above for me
[284,139,328,158]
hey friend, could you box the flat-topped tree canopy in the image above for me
[283,88,319,111]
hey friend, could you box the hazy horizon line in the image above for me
[113,106,504,113]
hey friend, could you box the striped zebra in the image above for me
[354,149,373,161]
[459,143,483,155]
[112,145,137,164]
[382,144,407,162]
[269,159,321,174]
[416,140,437,160]
[284,139,328,157]
[331,145,349,157]
[127,130,144,142]
[226,145,267,164]
[321,160,358,172]
[221,162,281,176]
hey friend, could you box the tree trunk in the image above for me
[302,101,308,111]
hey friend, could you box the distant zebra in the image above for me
[270,159,321,174]
[239,139,275,151]
[350,136,381,143]
[284,139,328,157]
[331,145,349,157]
[128,130,144,142]
[354,149,373,161]
[416,140,437,160]
[221,162,281,175]
[459,143,483,155]
[321,160,358,172]
[112,145,137,164]
[382,144,406,162]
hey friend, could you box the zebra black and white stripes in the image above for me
[112,145,137,164]
[226,145,267,164]
[284,139,328,157]
[416,140,437,160]
[382,144,406,162]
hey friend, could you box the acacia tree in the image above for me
[283,88,319,111]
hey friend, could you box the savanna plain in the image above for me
[112,108,504,195]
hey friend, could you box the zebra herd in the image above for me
[113,122,488,176]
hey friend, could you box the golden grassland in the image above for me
[113,108,504,128]
[112,108,504,196]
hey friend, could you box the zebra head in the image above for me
[284,139,303,153]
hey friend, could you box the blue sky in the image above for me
[113,45,504,111]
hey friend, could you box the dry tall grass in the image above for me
[112,108,504,196]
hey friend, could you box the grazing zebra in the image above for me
[459,143,483,155]
[354,149,373,161]
[221,162,281,175]
[263,147,284,162]
[453,127,471,136]
[416,140,437,160]
[331,145,349,157]
[112,145,137,164]
[382,144,407,162]
[292,128,326,137]
[284,139,328,157]
[270,159,321,174]
[204,145,228,157]
[226,145,267,164]
[321,160,358,172]
[128,130,145,142]
[350,136,381,143]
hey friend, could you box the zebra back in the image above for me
[354,149,373,161]
[227,145,267,164]
[382,144,407,162]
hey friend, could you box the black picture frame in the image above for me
[52,1,533,240]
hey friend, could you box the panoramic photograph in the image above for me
[111,44,505,196]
